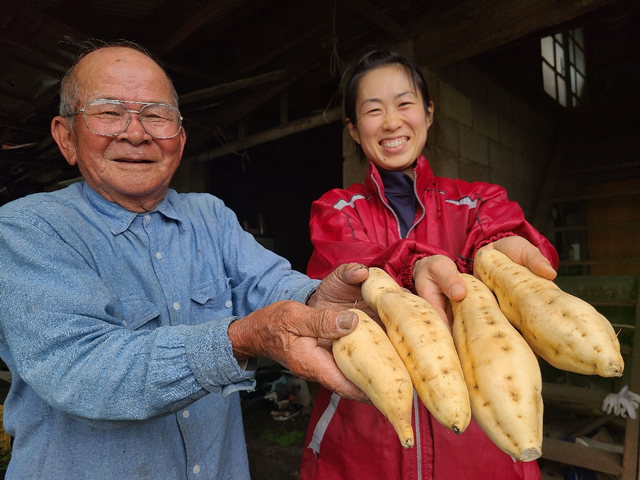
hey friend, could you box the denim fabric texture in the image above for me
[0,182,319,479]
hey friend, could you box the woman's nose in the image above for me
[384,110,402,130]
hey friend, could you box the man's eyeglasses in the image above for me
[67,99,183,139]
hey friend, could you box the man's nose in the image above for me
[118,110,152,143]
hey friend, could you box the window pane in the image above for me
[541,36,555,65]
[543,62,557,99]
[571,66,576,92]
[558,77,567,106]
[569,38,575,64]
[574,28,584,48]
[575,46,585,73]
[555,42,565,75]
[555,33,563,43]
[576,72,585,97]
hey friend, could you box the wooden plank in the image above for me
[554,275,639,303]
[621,276,640,480]
[542,383,609,409]
[541,437,623,475]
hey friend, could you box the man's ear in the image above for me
[51,116,78,166]
[345,118,361,145]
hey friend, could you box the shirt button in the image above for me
[173,302,180,311]
[155,252,162,260]
[144,214,151,222]
[193,465,200,474]
[225,300,232,308]
[182,410,190,419]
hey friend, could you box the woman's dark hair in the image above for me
[343,49,431,161]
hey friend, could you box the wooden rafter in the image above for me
[154,0,236,58]
[180,70,288,105]
[409,0,617,69]
[342,0,409,42]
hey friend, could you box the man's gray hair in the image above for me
[59,40,180,128]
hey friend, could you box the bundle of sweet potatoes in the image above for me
[333,249,624,461]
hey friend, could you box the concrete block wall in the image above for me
[342,58,555,220]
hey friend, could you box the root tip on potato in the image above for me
[401,438,415,449]
[518,448,542,462]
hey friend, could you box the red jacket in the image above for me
[300,156,558,480]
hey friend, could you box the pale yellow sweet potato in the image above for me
[452,274,543,461]
[475,248,623,377]
[362,268,471,434]
[333,308,414,448]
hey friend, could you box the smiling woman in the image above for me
[299,49,558,480]
[345,63,433,179]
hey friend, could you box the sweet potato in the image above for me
[333,308,414,448]
[452,274,543,461]
[475,248,623,377]
[362,268,471,434]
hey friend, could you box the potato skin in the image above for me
[333,309,415,448]
[475,249,624,377]
[452,274,543,462]
[362,268,471,434]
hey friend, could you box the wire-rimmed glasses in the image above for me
[67,99,183,139]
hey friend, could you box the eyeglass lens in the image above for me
[83,100,182,138]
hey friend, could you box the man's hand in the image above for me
[475,237,556,281]
[306,262,370,310]
[228,291,370,402]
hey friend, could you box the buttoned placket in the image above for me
[142,211,205,477]
[143,212,183,324]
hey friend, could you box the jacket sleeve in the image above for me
[307,196,452,287]
[457,182,559,272]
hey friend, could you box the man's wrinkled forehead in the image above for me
[73,47,174,104]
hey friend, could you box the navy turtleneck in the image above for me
[377,168,417,239]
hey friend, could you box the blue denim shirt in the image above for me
[0,182,320,479]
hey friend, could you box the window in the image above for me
[541,29,586,107]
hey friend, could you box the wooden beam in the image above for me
[154,0,234,58]
[542,437,623,475]
[194,107,341,162]
[179,70,288,105]
[410,0,617,69]
[342,0,409,42]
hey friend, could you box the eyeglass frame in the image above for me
[66,99,184,139]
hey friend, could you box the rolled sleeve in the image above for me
[185,316,257,399]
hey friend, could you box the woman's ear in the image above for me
[51,116,78,166]
[345,118,361,144]
[425,101,435,129]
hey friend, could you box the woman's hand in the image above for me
[475,236,556,281]
[412,255,465,329]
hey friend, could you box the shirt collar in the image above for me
[81,182,183,235]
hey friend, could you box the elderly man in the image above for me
[0,43,369,479]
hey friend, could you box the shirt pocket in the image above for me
[190,281,234,325]
[107,298,161,331]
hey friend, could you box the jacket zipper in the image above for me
[371,172,424,479]
[414,389,422,479]
[370,173,403,239]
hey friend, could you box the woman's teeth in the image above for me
[381,138,407,148]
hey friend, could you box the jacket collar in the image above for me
[364,155,436,196]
